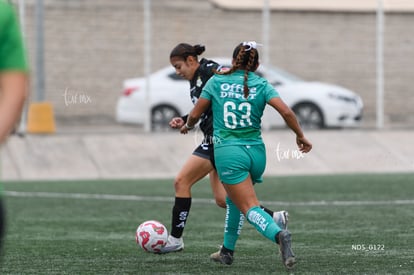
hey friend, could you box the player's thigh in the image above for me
[248,144,266,184]
[208,170,226,208]
[222,175,260,215]
[175,153,213,187]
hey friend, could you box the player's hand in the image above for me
[169,117,184,129]
[180,125,189,134]
[296,136,312,153]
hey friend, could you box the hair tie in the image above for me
[242,41,262,51]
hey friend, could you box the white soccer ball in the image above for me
[135,220,168,253]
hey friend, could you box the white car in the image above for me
[116,58,363,130]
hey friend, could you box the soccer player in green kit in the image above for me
[161,43,288,253]
[180,41,312,270]
[0,0,29,255]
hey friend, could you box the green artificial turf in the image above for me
[1,173,413,274]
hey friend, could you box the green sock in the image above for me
[223,196,244,251]
[246,206,281,243]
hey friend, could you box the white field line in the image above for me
[4,191,414,207]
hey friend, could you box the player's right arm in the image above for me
[180,98,211,134]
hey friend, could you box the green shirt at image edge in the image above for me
[0,1,28,71]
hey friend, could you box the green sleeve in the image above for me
[200,76,215,101]
[0,2,28,71]
[265,81,279,102]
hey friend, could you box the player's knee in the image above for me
[173,177,182,192]
[173,176,191,193]
[215,197,226,208]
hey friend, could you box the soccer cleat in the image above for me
[277,230,296,270]
[210,247,234,265]
[157,235,184,254]
[273,210,288,230]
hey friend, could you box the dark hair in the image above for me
[170,43,205,61]
[216,43,259,99]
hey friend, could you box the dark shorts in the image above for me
[192,142,216,169]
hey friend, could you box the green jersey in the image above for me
[200,70,279,147]
[0,0,28,71]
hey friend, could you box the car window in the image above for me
[265,66,303,82]
[168,72,186,81]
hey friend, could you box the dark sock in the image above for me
[260,205,274,217]
[275,231,280,244]
[221,245,234,256]
[170,197,192,238]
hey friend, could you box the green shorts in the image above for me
[214,144,266,184]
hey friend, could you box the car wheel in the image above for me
[292,102,324,129]
[151,105,180,131]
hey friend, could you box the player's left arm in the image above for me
[180,97,211,134]
[0,72,28,143]
[268,97,312,153]
[0,3,30,144]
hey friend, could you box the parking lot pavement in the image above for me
[1,128,413,181]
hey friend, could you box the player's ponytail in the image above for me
[170,43,205,61]
[193,44,206,56]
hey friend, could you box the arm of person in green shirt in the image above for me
[0,72,28,144]
[0,2,29,144]
[268,97,312,153]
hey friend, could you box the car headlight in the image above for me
[328,93,358,104]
